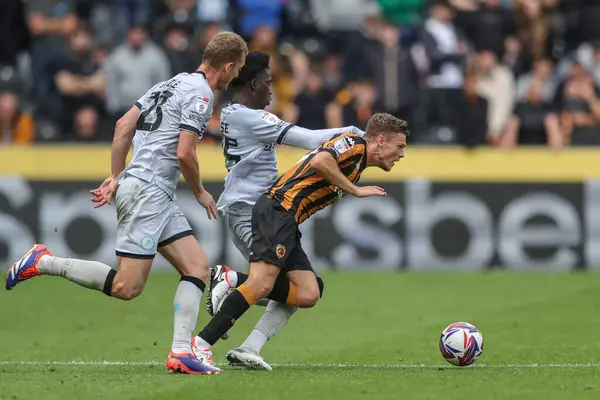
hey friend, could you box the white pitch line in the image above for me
[1,361,600,368]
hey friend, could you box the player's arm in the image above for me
[111,106,140,179]
[252,110,364,149]
[177,130,218,219]
[177,131,204,198]
[310,137,386,198]
[309,151,359,195]
[281,125,365,150]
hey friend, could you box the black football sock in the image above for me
[197,284,256,345]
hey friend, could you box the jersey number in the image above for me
[221,122,241,167]
[136,90,173,132]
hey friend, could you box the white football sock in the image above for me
[241,301,297,353]
[172,279,203,354]
[193,335,211,350]
[37,255,112,291]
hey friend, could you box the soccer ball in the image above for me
[439,322,484,366]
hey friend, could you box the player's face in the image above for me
[219,59,244,90]
[254,69,273,109]
[375,133,406,172]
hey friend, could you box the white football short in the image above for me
[114,175,193,259]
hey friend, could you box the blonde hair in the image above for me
[365,113,410,138]
[202,31,248,68]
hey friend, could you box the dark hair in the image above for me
[229,51,270,89]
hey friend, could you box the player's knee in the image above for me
[181,265,209,283]
[296,286,320,308]
[111,278,144,300]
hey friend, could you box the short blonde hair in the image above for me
[365,113,410,138]
[203,31,248,68]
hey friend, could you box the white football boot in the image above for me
[226,347,273,371]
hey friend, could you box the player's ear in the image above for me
[250,78,257,91]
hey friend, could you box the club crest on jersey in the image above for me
[275,244,286,259]
[195,96,210,114]
[262,111,281,125]
[333,186,344,199]
[333,137,353,155]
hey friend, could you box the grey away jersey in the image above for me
[122,71,213,198]
[216,103,364,213]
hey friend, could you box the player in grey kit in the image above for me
[193,51,364,370]
[5,32,248,375]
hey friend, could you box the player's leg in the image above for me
[225,243,321,367]
[285,244,321,308]
[5,243,144,298]
[5,174,156,300]
[193,195,297,355]
[194,260,281,351]
[158,207,220,375]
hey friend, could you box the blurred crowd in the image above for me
[2,0,600,147]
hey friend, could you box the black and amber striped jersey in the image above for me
[268,132,367,223]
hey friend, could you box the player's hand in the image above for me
[196,190,218,220]
[353,186,387,198]
[90,176,118,209]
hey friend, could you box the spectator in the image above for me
[265,53,295,115]
[109,0,153,45]
[153,0,199,45]
[570,40,600,89]
[421,0,469,130]
[0,0,30,69]
[502,79,562,147]
[249,25,278,54]
[310,0,374,33]
[105,25,170,119]
[475,49,515,145]
[195,22,223,60]
[196,0,229,26]
[63,106,111,142]
[364,21,417,125]
[321,53,343,93]
[376,0,424,28]
[343,3,384,83]
[454,69,488,147]
[514,0,558,71]
[326,79,380,130]
[283,64,333,129]
[516,58,556,103]
[237,0,284,39]
[559,73,600,146]
[0,91,35,145]
[455,0,517,59]
[54,29,106,131]
[163,24,199,74]
[26,0,79,106]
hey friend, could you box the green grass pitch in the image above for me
[1,272,600,400]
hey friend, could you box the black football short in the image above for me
[249,194,313,272]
